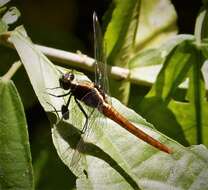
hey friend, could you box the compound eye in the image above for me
[69,73,74,81]
[59,77,64,87]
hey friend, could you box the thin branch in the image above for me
[35,45,130,81]
[0,32,155,86]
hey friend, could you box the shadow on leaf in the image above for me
[50,116,140,190]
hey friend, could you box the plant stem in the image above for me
[0,32,188,88]
[1,33,130,81]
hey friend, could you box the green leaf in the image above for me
[129,35,194,86]
[137,34,208,148]
[168,100,208,146]
[130,35,194,68]
[137,40,197,144]
[194,6,208,44]
[186,49,206,145]
[169,46,208,146]
[105,0,178,57]
[0,78,34,190]
[2,7,20,25]
[105,0,140,104]
[0,3,20,34]
[201,38,208,59]
[9,25,208,190]
[0,19,8,34]
[104,0,139,59]
[104,0,178,104]
[134,0,178,51]
[147,41,194,102]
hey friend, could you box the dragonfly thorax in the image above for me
[59,72,75,90]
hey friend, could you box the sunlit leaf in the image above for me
[186,47,207,145]
[147,41,194,101]
[134,0,177,51]
[105,0,140,104]
[129,35,194,86]
[169,100,208,146]
[137,34,208,148]
[137,40,195,144]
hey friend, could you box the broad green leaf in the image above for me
[104,0,177,104]
[105,0,140,104]
[186,49,207,145]
[137,40,197,144]
[105,0,178,57]
[147,40,194,102]
[137,35,208,147]
[169,100,208,146]
[130,35,194,68]
[9,25,208,190]
[129,35,193,86]
[134,0,177,51]
[104,0,139,59]
[0,78,34,190]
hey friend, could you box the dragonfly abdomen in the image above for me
[101,103,172,154]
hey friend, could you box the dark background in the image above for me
[1,0,203,189]
[11,0,202,55]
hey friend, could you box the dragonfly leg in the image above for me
[46,86,62,90]
[46,101,61,120]
[48,91,71,98]
[61,94,72,120]
[74,98,89,134]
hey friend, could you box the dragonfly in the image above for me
[50,12,172,166]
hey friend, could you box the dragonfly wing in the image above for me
[93,12,110,99]
[69,98,106,175]
[69,109,99,175]
[51,92,104,176]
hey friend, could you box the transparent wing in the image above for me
[93,12,110,98]
[69,108,102,175]
[50,89,105,176]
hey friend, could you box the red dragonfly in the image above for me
[50,12,172,163]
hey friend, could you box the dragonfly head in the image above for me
[59,72,75,90]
